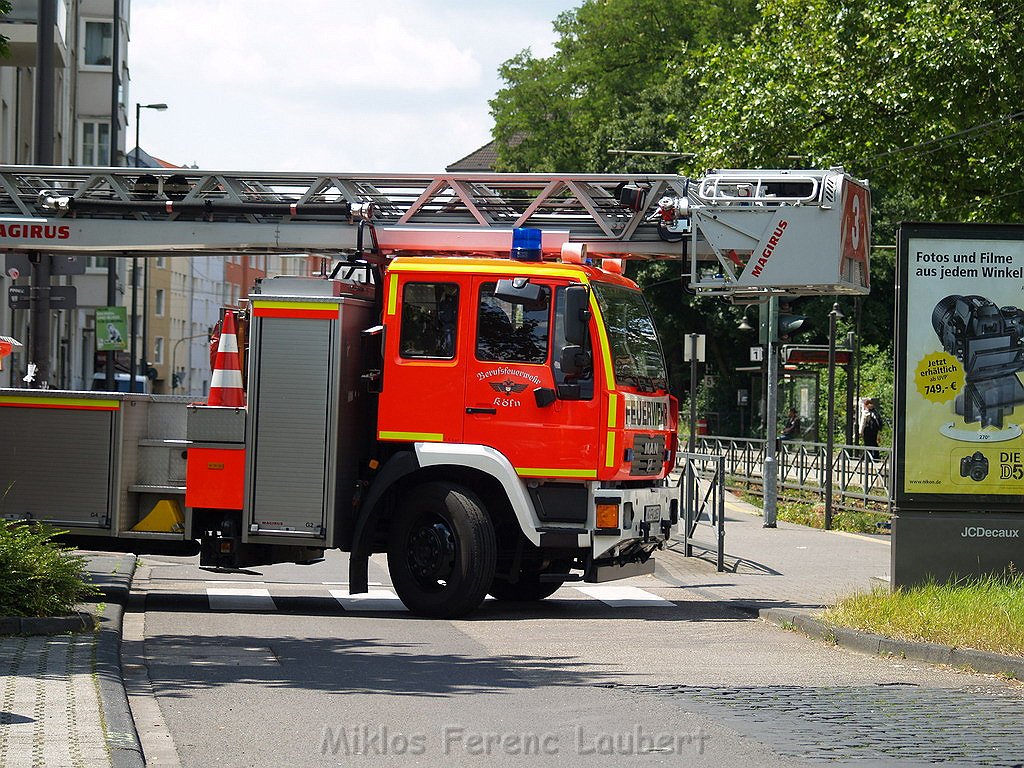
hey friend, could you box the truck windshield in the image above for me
[591,282,668,393]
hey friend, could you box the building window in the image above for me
[80,121,110,166]
[82,20,113,67]
[155,257,166,268]
[155,288,166,316]
[153,337,164,365]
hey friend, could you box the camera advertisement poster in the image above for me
[897,223,1024,505]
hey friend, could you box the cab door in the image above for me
[376,274,466,445]
[462,277,602,480]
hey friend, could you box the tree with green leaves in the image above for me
[491,0,1023,434]
[682,0,1024,240]
[0,1,11,59]
[490,0,758,173]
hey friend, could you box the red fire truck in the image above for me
[0,166,869,617]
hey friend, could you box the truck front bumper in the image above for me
[590,482,677,560]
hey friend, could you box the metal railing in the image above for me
[677,451,726,571]
[695,435,892,512]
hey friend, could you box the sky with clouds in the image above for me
[129,1,580,172]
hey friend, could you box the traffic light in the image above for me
[777,311,811,341]
[756,300,813,343]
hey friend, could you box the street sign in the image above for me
[7,285,28,309]
[7,285,76,310]
[48,285,77,309]
[96,306,128,351]
[782,345,851,365]
[683,334,706,362]
[4,252,86,276]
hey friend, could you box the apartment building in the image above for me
[0,0,130,388]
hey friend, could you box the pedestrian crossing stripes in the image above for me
[149,583,678,614]
[574,585,673,607]
[329,588,407,612]
[206,587,276,612]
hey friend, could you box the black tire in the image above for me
[387,482,496,618]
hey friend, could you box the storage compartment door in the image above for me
[246,316,335,539]
[0,403,117,529]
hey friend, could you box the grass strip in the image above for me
[735,487,889,535]
[823,573,1024,658]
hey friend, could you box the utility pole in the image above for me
[105,0,121,391]
[28,0,56,388]
[763,296,779,527]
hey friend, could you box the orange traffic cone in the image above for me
[208,310,245,407]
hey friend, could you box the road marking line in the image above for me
[573,585,672,607]
[206,587,276,611]
[329,588,407,612]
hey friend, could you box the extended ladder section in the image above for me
[0,164,870,295]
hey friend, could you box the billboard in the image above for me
[96,307,128,352]
[896,223,1024,507]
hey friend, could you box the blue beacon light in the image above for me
[511,227,542,262]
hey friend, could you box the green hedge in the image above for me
[0,522,98,617]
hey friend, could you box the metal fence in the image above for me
[677,451,726,571]
[695,435,892,512]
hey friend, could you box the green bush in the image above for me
[0,522,99,617]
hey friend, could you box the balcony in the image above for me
[0,0,69,68]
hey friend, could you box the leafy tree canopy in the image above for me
[682,0,1024,242]
[490,0,1023,431]
[0,1,11,59]
[490,0,758,173]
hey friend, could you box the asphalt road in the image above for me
[127,549,1024,767]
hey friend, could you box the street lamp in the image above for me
[132,102,167,392]
[824,302,845,529]
[133,102,167,167]
[170,332,210,393]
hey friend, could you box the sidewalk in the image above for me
[657,492,1024,679]
[0,553,140,768]
[657,491,891,611]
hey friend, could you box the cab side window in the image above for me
[399,282,459,359]
[553,286,593,400]
[476,282,550,364]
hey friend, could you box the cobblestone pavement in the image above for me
[603,682,1024,767]
[0,633,111,768]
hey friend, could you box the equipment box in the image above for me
[187,405,246,444]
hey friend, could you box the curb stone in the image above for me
[761,606,1024,680]
[0,611,96,635]
[96,601,145,768]
[87,553,145,768]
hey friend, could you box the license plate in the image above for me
[644,504,662,522]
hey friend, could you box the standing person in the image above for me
[861,398,882,460]
[780,407,800,441]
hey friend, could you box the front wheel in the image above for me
[387,482,496,618]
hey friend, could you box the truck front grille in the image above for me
[630,434,666,475]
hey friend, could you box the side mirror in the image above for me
[564,285,591,346]
[494,277,542,306]
[560,344,591,378]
